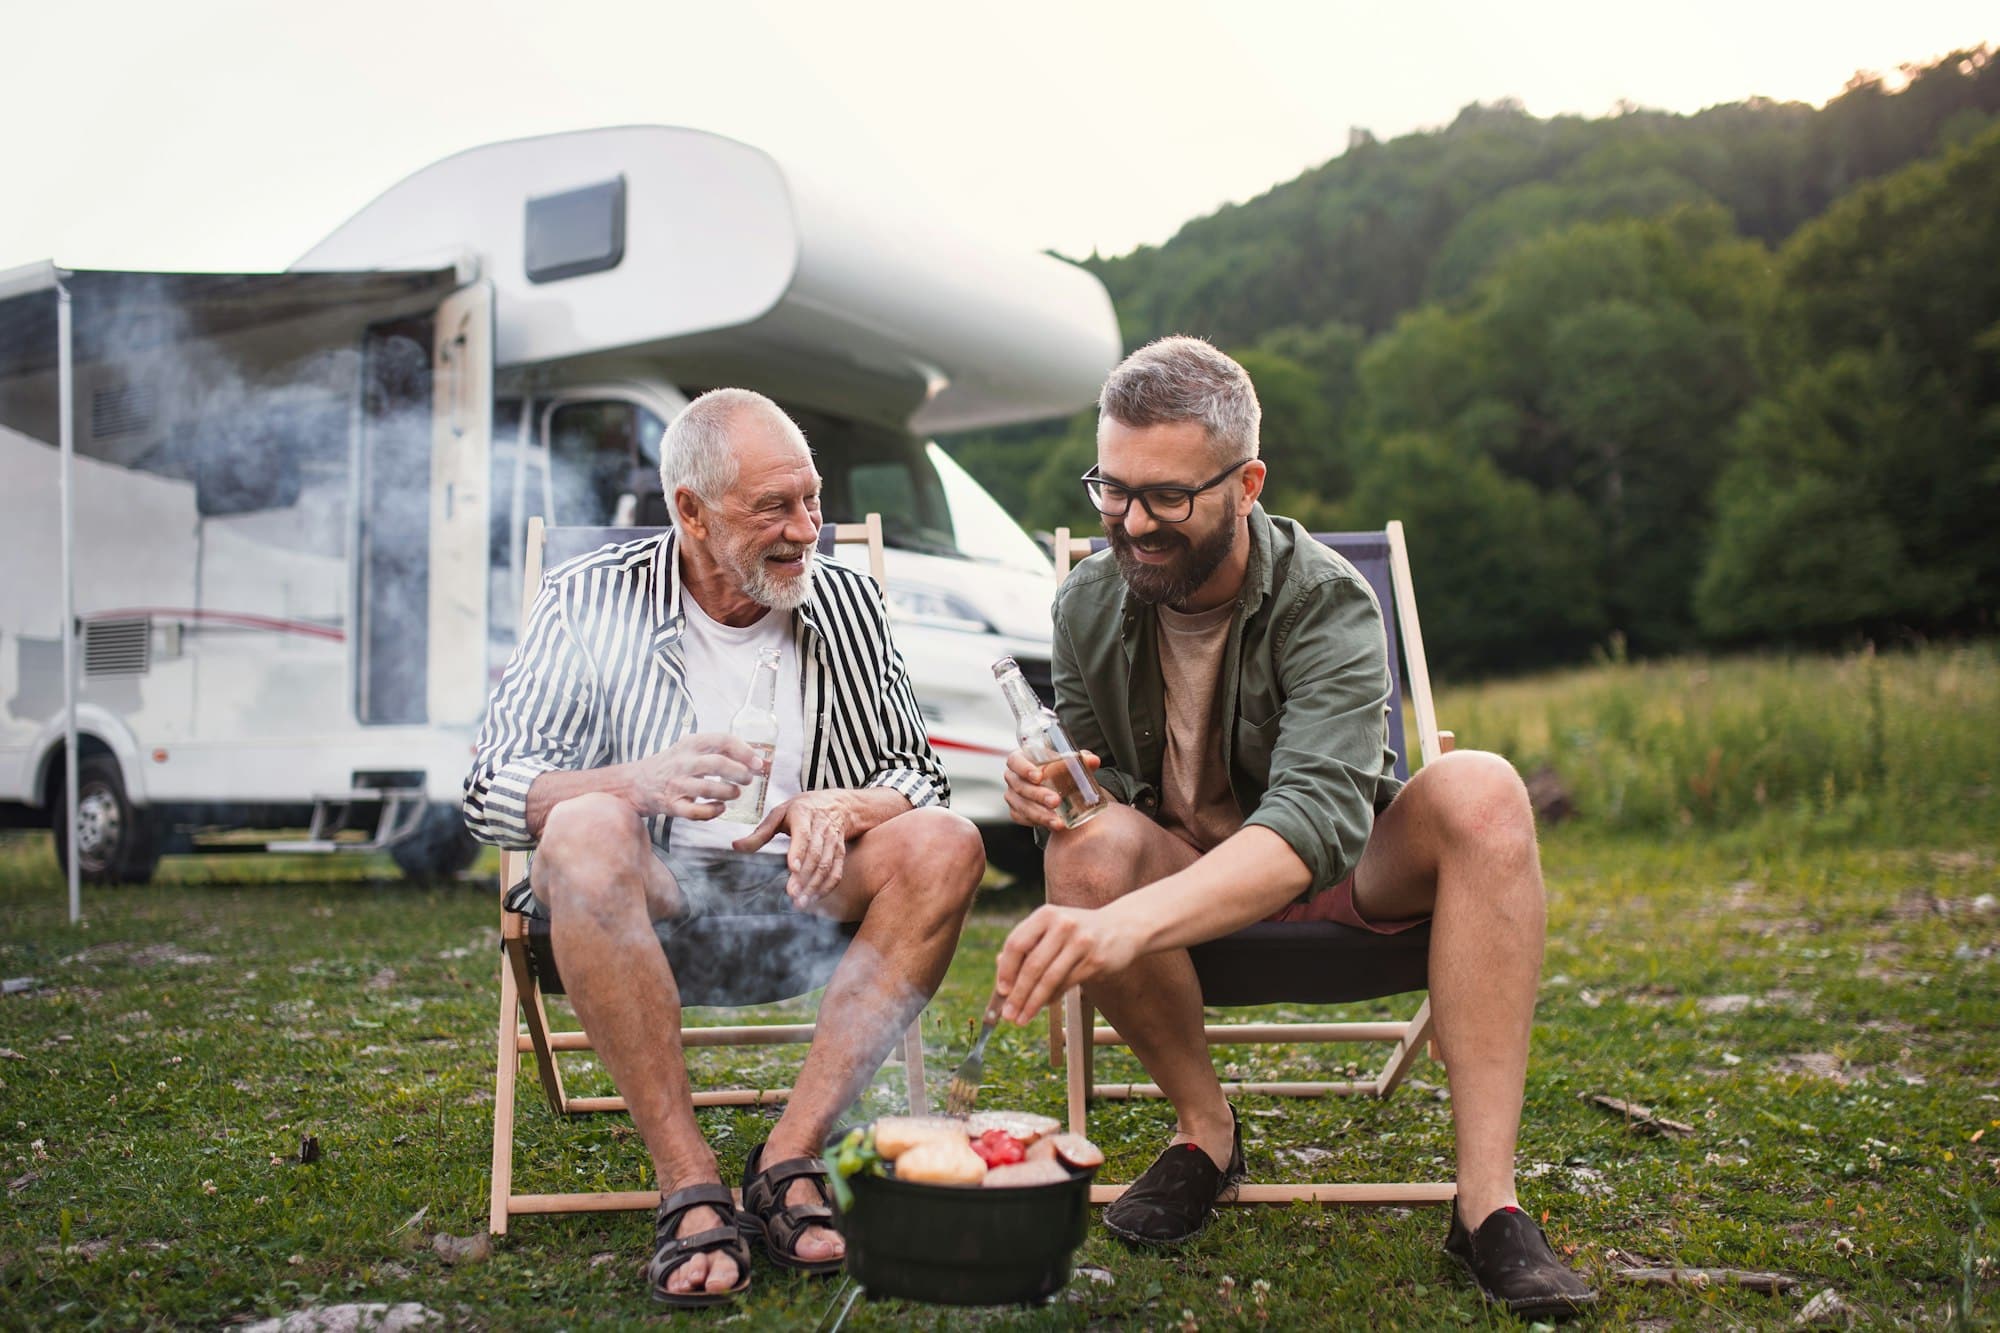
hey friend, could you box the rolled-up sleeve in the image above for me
[861,593,951,810]
[1239,573,1395,895]
[462,580,602,849]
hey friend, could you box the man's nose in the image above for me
[783,501,820,544]
[1118,500,1161,540]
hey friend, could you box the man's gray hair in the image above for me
[1098,335,1261,462]
[659,388,808,526]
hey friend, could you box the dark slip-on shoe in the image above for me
[1444,1201,1597,1320]
[1102,1108,1246,1246]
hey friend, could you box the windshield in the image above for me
[926,443,1052,574]
[791,408,1049,575]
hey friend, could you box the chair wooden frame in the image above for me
[489,513,926,1234]
[1045,519,1456,1207]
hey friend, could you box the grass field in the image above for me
[2,646,1997,1330]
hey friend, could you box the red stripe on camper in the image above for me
[83,608,346,643]
[927,735,1011,756]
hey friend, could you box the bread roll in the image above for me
[872,1115,968,1160]
[894,1137,988,1186]
[964,1110,1061,1144]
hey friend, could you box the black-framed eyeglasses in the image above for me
[1080,458,1251,523]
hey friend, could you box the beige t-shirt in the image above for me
[1156,600,1244,852]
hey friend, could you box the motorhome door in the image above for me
[355,281,492,726]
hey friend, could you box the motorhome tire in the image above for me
[52,755,161,886]
[392,804,482,881]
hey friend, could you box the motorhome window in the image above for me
[524,176,626,284]
[789,409,956,556]
[546,400,661,525]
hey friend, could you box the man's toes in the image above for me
[704,1253,740,1294]
[669,1252,708,1293]
[797,1225,844,1261]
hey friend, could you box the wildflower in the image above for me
[202,1179,217,1195]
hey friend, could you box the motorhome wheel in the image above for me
[53,756,161,886]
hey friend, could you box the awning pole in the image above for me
[57,276,80,925]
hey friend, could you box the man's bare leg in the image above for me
[1042,807,1231,1163]
[532,793,739,1298]
[751,806,986,1261]
[1350,750,1545,1228]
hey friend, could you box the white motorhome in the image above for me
[0,126,1119,882]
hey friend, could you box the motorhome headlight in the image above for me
[886,582,997,634]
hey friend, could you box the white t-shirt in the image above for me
[666,596,805,855]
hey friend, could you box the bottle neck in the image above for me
[996,670,1045,723]
[742,653,780,712]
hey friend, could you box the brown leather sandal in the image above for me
[646,1182,753,1308]
[739,1142,845,1275]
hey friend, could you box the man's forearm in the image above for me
[523,765,637,839]
[1103,825,1312,955]
[834,787,914,840]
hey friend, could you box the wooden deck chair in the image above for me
[1045,520,1456,1208]
[489,514,923,1234]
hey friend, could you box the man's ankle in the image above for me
[1170,1107,1237,1171]
[1454,1191,1522,1231]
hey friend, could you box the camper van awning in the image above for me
[0,265,462,381]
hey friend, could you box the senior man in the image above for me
[465,388,982,1309]
[993,338,1595,1320]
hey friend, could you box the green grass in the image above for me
[3,645,1998,1330]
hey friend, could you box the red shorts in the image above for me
[1263,869,1429,934]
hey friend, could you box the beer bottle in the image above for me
[992,656,1105,828]
[719,647,781,823]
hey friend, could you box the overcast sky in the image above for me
[4,0,1992,274]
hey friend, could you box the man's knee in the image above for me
[1420,750,1538,861]
[535,793,649,907]
[878,806,984,909]
[1045,808,1154,908]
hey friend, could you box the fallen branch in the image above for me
[1613,1267,1798,1294]
[1584,1093,1696,1137]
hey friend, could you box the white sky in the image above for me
[4,0,1993,273]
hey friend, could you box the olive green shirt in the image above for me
[1050,505,1403,898]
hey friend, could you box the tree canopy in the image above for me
[943,47,2000,677]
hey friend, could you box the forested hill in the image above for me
[1087,50,2000,346]
[944,47,2000,676]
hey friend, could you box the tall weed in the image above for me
[1433,643,1999,841]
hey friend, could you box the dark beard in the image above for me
[1109,517,1237,608]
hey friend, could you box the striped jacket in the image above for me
[463,530,949,851]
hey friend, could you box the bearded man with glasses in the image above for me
[991,337,1594,1320]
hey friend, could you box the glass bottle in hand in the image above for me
[719,646,781,823]
[993,655,1105,828]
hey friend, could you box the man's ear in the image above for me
[673,488,709,542]
[1237,459,1268,514]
